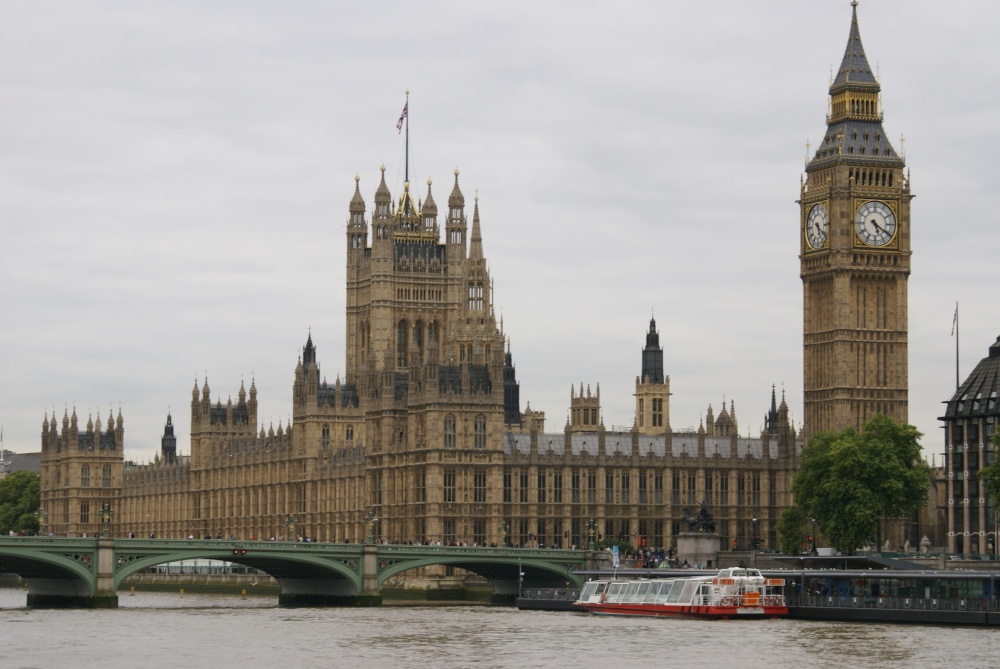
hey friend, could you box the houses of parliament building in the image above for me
[39,3,913,553]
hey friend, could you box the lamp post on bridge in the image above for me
[586,519,597,551]
[100,503,113,539]
[751,517,759,567]
[498,521,509,548]
[285,515,297,542]
[35,508,48,537]
[363,512,379,544]
[810,517,818,555]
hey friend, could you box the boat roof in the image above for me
[772,555,928,571]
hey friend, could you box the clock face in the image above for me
[855,200,896,247]
[805,203,828,249]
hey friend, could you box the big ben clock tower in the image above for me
[800,2,912,437]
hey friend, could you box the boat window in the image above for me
[666,580,687,603]
[644,582,663,603]
[580,582,599,600]
[656,580,673,603]
[624,582,640,602]
[606,581,625,603]
[679,580,700,604]
[635,582,651,601]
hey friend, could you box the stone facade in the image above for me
[800,3,912,437]
[39,172,802,550]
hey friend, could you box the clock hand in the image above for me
[870,218,887,235]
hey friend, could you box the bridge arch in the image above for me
[0,539,100,603]
[112,540,365,599]
[375,548,586,594]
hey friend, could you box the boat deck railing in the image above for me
[791,594,990,612]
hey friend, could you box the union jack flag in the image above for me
[396,102,407,134]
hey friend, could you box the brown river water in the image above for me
[1,589,998,669]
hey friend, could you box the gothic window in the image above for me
[473,518,486,546]
[519,469,529,503]
[686,471,696,505]
[737,475,746,506]
[443,517,456,544]
[473,414,486,449]
[654,472,663,504]
[321,425,330,450]
[605,472,614,504]
[587,469,597,503]
[537,471,546,503]
[80,502,89,525]
[416,469,426,503]
[621,471,630,504]
[671,471,680,505]
[396,320,408,368]
[102,465,111,488]
[553,471,563,504]
[638,472,647,503]
[476,282,483,310]
[81,465,90,488]
[468,283,475,310]
[751,473,761,506]
[719,471,729,506]
[503,468,512,503]
[346,426,354,442]
[571,469,581,503]
[443,468,456,503]
[474,468,487,503]
[444,415,456,449]
[652,398,663,427]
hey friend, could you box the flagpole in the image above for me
[404,89,410,184]
[955,302,960,392]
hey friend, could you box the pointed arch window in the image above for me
[476,282,484,310]
[396,321,408,368]
[444,415,456,449]
[321,424,330,450]
[102,465,111,488]
[474,414,487,449]
[81,465,90,488]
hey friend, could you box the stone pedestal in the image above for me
[676,532,721,569]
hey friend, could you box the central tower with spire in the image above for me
[800,2,912,436]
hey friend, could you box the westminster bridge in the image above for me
[0,537,597,608]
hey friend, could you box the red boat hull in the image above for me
[574,602,788,619]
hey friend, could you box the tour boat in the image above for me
[573,567,787,619]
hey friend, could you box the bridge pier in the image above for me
[24,540,119,608]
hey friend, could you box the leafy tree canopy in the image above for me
[777,506,808,555]
[792,414,930,554]
[0,470,41,535]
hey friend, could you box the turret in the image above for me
[161,412,177,464]
[445,169,467,261]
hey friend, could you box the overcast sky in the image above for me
[1,1,997,464]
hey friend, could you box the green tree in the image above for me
[777,506,808,555]
[978,430,1000,498]
[792,415,930,554]
[0,470,41,535]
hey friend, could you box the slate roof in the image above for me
[941,335,1000,421]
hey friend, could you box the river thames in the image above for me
[1,589,998,669]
